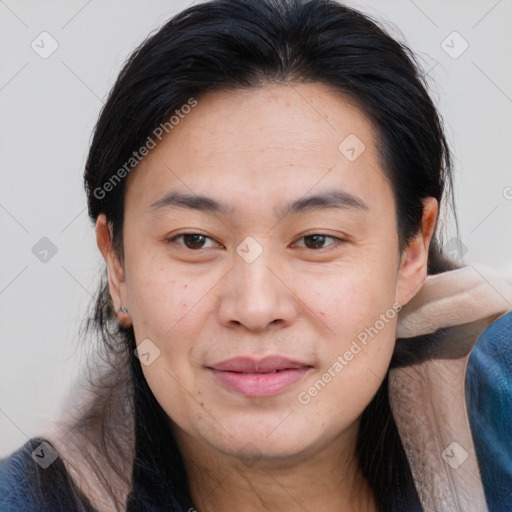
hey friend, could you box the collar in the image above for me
[391,263,512,512]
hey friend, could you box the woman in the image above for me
[1,0,511,510]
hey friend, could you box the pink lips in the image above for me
[208,356,312,397]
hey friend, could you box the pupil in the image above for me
[305,235,325,249]
[184,234,205,249]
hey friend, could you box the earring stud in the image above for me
[120,306,129,314]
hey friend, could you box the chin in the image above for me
[226,436,314,466]
[202,413,331,462]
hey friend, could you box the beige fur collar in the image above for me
[390,263,512,511]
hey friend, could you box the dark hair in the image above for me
[76,0,461,510]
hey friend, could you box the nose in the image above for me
[217,243,299,332]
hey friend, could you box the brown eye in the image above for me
[297,234,341,249]
[182,234,207,249]
[167,233,220,250]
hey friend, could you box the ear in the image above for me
[95,214,131,327]
[396,197,438,306]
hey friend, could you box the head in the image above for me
[84,0,456,507]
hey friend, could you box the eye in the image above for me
[166,232,344,251]
[166,233,221,250]
[294,234,344,250]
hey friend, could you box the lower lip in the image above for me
[210,367,311,397]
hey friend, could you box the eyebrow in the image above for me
[148,188,369,219]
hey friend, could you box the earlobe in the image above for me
[95,214,130,325]
[396,197,439,306]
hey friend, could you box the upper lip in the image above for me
[208,356,312,373]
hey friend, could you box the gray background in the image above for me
[1,0,511,457]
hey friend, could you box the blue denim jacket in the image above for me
[465,310,512,511]
[0,436,97,511]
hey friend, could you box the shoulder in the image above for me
[466,310,512,511]
[0,437,97,512]
[467,309,511,374]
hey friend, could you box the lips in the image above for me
[208,356,313,397]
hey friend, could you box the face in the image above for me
[98,83,436,465]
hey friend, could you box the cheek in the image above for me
[124,246,232,423]
[301,257,399,343]
[130,270,202,430]
[295,311,397,441]
[125,248,204,340]
[295,257,398,409]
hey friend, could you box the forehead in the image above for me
[124,82,391,217]
[159,83,377,160]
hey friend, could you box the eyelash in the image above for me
[165,232,345,251]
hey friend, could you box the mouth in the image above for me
[207,356,313,397]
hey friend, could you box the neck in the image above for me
[173,419,378,512]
